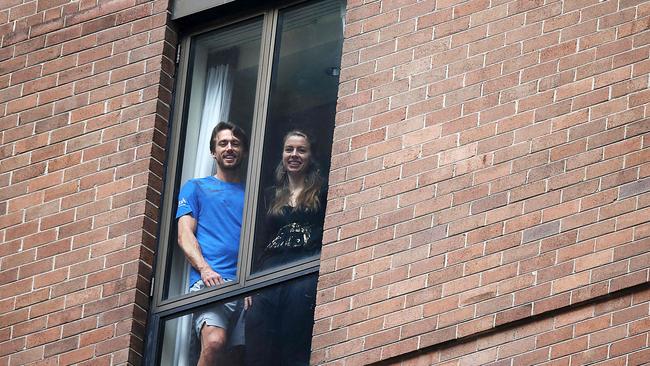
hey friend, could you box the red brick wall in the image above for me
[2,0,650,365]
[388,287,650,366]
[0,0,173,364]
[315,0,650,364]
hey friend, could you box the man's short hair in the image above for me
[210,122,249,153]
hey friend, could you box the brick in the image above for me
[522,221,560,243]
[0,307,29,329]
[452,26,488,54]
[576,57,613,81]
[597,37,634,60]
[468,35,505,59]
[495,304,532,326]
[610,334,647,357]
[426,78,463,103]
[619,177,650,199]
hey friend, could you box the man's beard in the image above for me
[217,159,241,172]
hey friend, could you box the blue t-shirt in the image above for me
[176,176,244,288]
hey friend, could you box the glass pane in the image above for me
[250,0,344,274]
[159,274,318,366]
[159,296,247,366]
[164,17,263,300]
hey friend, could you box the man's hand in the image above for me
[200,267,224,287]
[244,296,252,310]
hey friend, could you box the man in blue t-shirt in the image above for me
[176,121,248,366]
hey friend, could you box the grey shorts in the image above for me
[189,280,244,345]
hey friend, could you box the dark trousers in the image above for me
[245,273,318,366]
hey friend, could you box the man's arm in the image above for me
[177,215,225,287]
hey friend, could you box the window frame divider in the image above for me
[236,7,276,289]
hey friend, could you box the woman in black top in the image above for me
[245,130,326,366]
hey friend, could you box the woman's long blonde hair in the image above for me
[269,130,323,215]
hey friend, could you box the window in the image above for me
[146,1,344,364]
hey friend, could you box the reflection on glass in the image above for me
[160,297,247,366]
[253,130,327,273]
[161,18,262,366]
[159,274,318,366]
[165,17,263,300]
[245,273,319,365]
[251,0,344,274]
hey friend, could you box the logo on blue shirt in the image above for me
[178,198,189,208]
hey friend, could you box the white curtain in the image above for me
[170,63,234,366]
[193,64,234,178]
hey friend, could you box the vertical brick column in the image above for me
[0,0,175,364]
[315,1,650,364]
